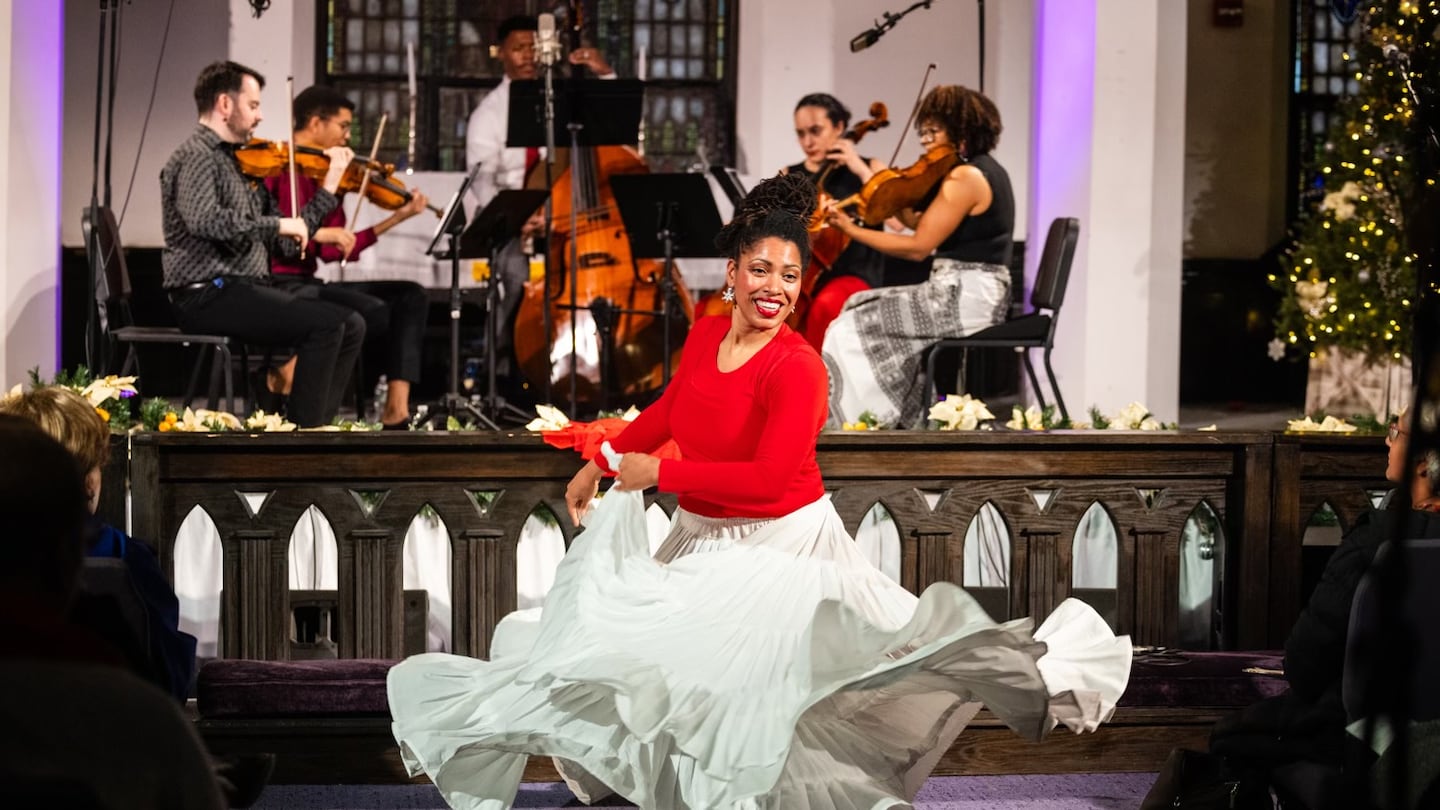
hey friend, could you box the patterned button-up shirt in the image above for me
[159,125,338,288]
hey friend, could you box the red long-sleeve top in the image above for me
[264,172,378,276]
[599,316,829,518]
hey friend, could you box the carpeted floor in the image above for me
[252,773,1159,809]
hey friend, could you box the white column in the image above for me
[1028,0,1186,420]
[989,0,1033,242]
[1,0,63,383]
[735,0,836,176]
[230,0,315,142]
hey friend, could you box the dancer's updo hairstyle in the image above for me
[713,172,817,268]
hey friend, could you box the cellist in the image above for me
[464,15,614,390]
[780,93,890,348]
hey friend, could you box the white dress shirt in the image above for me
[464,76,537,218]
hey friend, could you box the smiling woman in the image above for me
[386,172,1132,810]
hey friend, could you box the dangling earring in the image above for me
[721,286,735,303]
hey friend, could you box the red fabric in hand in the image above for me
[542,419,681,466]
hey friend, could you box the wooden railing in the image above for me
[128,430,1386,660]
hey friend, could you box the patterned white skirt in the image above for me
[822,259,1011,428]
[388,489,1130,810]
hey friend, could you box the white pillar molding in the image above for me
[230,0,316,142]
[2,0,63,382]
[987,0,1033,242]
[1028,0,1185,420]
[735,0,836,176]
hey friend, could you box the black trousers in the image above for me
[490,238,531,377]
[169,278,365,427]
[274,276,427,385]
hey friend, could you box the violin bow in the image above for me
[405,40,418,175]
[886,63,936,168]
[286,76,304,261]
[340,111,388,273]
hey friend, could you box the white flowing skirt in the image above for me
[388,489,1131,810]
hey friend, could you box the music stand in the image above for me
[461,188,550,427]
[609,173,724,384]
[507,79,644,148]
[507,78,644,416]
[709,165,748,208]
[421,167,495,430]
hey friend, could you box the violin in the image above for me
[835,142,962,227]
[804,102,889,282]
[807,102,890,236]
[232,138,442,216]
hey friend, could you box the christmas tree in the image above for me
[1270,0,1438,363]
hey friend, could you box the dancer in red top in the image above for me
[566,309,826,517]
[388,174,1131,810]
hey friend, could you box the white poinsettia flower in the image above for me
[1197,424,1218,431]
[525,403,571,432]
[1138,417,1164,431]
[1005,406,1026,430]
[1006,405,1045,431]
[169,408,241,432]
[929,394,994,431]
[245,410,298,432]
[1108,401,1152,429]
[1321,181,1363,222]
[2,383,22,404]
[620,406,642,422]
[1286,415,1358,433]
[79,374,139,406]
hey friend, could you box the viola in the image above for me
[835,142,963,226]
[232,138,442,216]
[806,102,890,239]
[233,138,328,181]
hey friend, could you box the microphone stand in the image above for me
[852,0,934,52]
[84,0,122,373]
[540,44,559,411]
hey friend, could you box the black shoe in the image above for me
[249,368,284,415]
[213,752,276,808]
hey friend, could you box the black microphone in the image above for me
[850,25,881,53]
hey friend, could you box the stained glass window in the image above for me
[320,1,736,173]
[1293,0,1364,204]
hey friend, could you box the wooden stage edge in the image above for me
[197,706,1216,785]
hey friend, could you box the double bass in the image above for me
[512,2,696,413]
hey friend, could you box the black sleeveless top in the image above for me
[930,153,1014,266]
[786,159,886,288]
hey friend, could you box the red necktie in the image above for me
[525,146,540,176]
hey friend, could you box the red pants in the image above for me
[801,275,871,350]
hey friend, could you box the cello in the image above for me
[511,1,696,414]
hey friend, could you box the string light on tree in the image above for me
[1270,0,1437,363]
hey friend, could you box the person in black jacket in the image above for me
[1216,411,1440,770]
[0,385,198,703]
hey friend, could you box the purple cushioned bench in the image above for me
[192,650,1293,782]
[1120,649,1289,708]
[197,658,398,719]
